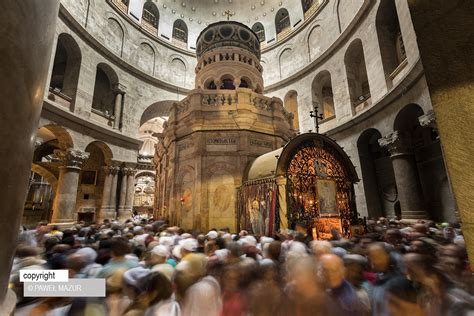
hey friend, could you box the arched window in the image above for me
[376,0,406,83]
[344,39,371,109]
[142,1,159,29]
[252,22,265,43]
[50,33,81,109]
[312,71,335,120]
[172,19,188,43]
[302,0,314,13]
[239,79,250,88]
[221,78,235,90]
[275,8,291,35]
[92,64,118,117]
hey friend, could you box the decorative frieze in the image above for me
[202,93,238,106]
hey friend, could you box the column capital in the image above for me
[418,110,437,130]
[122,167,137,176]
[103,165,120,175]
[54,148,89,168]
[378,131,412,156]
[113,83,127,94]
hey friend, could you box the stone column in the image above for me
[118,167,130,216]
[99,166,118,221]
[113,84,126,129]
[379,131,427,219]
[109,166,120,219]
[122,168,137,220]
[0,0,59,303]
[51,149,90,224]
[405,0,474,266]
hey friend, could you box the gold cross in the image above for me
[224,10,234,21]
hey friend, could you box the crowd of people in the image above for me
[8,217,474,316]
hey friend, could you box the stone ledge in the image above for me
[42,100,141,151]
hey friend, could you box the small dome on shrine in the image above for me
[196,21,261,60]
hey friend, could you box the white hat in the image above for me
[179,238,198,252]
[172,245,183,259]
[260,237,274,245]
[151,245,170,258]
[181,233,192,239]
[123,267,151,289]
[159,236,174,247]
[214,249,229,260]
[206,230,218,239]
[133,226,143,234]
[242,236,257,247]
[76,247,97,264]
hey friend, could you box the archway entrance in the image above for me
[240,133,359,238]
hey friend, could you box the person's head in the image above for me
[142,271,173,305]
[150,245,169,265]
[267,241,282,261]
[310,240,332,259]
[15,245,40,259]
[122,267,151,299]
[344,254,367,288]
[67,253,87,277]
[368,242,391,272]
[179,238,197,257]
[320,254,345,289]
[387,277,423,316]
[110,237,131,259]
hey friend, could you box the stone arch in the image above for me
[38,124,74,150]
[136,42,155,75]
[376,0,406,85]
[135,170,155,179]
[284,90,299,131]
[278,46,293,79]
[84,141,113,166]
[312,70,335,119]
[92,63,119,116]
[357,128,395,218]
[306,25,321,61]
[252,22,265,43]
[106,17,125,56]
[140,100,174,126]
[49,33,81,110]
[218,73,236,90]
[344,39,371,108]
[31,163,58,192]
[170,57,187,86]
[239,75,253,89]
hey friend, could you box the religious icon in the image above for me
[315,217,342,240]
[249,199,264,235]
[317,179,337,215]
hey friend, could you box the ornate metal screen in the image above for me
[286,139,357,236]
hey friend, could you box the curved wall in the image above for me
[39,0,438,217]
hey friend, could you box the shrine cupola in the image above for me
[195,21,264,93]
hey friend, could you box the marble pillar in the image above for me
[379,131,427,219]
[99,166,120,220]
[109,167,119,219]
[113,93,122,129]
[0,0,60,301]
[118,167,130,216]
[126,170,137,214]
[51,149,89,224]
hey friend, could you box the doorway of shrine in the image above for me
[239,133,360,239]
